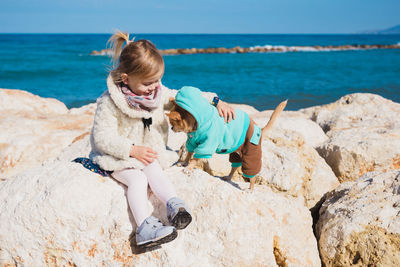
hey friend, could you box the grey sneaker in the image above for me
[136,216,177,248]
[166,197,193,230]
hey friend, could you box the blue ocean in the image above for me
[0,34,399,110]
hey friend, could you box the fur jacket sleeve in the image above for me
[89,75,178,171]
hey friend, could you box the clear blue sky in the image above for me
[1,0,399,34]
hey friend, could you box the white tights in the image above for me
[111,160,177,227]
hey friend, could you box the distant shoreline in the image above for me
[91,43,400,56]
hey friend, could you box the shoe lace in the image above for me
[168,200,182,210]
[151,218,163,229]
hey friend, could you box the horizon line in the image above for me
[1,32,399,35]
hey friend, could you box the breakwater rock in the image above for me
[90,43,400,56]
[0,89,95,179]
[301,93,400,182]
[316,170,400,266]
[251,110,338,208]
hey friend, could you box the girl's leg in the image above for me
[142,160,177,204]
[111,169,150,226]
[143,160,192,230]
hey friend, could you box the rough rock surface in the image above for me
[230,103,260,116]
[3,88,400,266]
[258,129,339,208]
[0,89,95,179]
[252,110,328,148]
[301,93,400,182]
[316,170,400,267]
[0,136,321,266]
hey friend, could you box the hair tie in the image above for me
[126,37,135,45]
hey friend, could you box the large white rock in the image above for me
[316,170,400,267]
[301,93,400,182]
[0,89,95,179]
[252,110,328,148]
[301,93,400,132]
[248,110,335,209]
[0,137,321,266]
[230,103,260,116]
[0,89,69,115]
[259,129,339,208]
[316,128,400,182]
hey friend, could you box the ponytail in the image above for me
[107,30,164,85]
[107,31,135,67]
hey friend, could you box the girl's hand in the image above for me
[129,145,158,165]
[217,100,236,123]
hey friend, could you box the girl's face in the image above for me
[122,71,163,96]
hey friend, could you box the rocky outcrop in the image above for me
[258,129,338,209]
[90,48,113,56]
[217,108,337,208]
[252,110,328,148]
[301,93,400,182]
[90,44,400,56]
[2,88,400,266]
[0,136,321,266]
[316,170,400,267]
[0,89,95,179]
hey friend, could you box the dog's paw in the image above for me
[177,161,188,167]
[242,187,254,193]
[182,167,193,176]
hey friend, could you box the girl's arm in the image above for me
[129,145,157,165]
[92,96,133,160]
[216,100,235,123]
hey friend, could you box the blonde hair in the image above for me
[107,31,164,84]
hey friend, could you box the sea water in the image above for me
[0,34,399,110]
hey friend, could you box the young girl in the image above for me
[90,31,235,249]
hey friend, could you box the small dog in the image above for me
[166,86,287,191]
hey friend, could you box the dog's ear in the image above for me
[166,97,177,111]
[165,110,181,120]
[168,97,176,106]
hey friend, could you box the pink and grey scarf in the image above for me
[120,84,162,111]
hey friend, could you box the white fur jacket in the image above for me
[90,75,216,171]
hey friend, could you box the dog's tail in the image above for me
[261,100,288,136]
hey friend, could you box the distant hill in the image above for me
[361,24,400,34]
